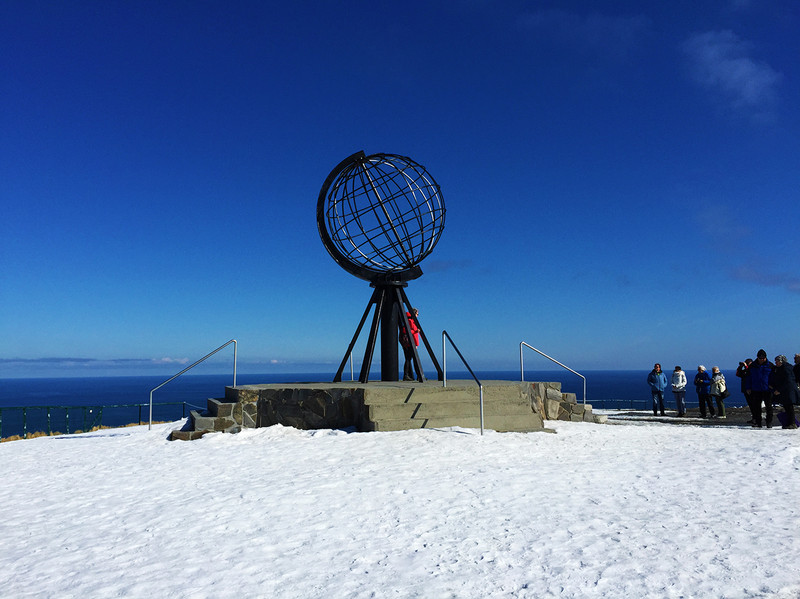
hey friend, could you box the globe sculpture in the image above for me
[317,151,446,382]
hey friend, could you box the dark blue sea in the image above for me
[0,369,744,439]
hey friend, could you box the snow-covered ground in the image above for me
[1,418,799,598]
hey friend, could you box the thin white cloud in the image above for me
[0,357,190,367]
[518,9,651,55]
[682,30,781,120]
[694,203,751,243]
[153,357,190,365]
[731,265,800,294]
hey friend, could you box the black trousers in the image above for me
[698,392,715,417]
[402,344,417,380]
[745,392,757,422]
[749,390,773,426]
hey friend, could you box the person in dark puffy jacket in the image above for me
[694,366,714,418]
[770,355,797,429]
[745,349,774,428]
[736,359,753,422]
[793,354,800,405]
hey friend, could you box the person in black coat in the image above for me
[736,359,753,422]
[745,349,774,428]
[694,365,714,418]
[770,355,798,429]
[793,354,800,405]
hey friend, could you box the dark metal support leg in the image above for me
[334,287,381,382]
[335,283,440,384]
[359,288,385,383]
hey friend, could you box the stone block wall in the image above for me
[529,382,559,414]
[545,393,604,423]
[225,386,364,430]
[531,381,605,423]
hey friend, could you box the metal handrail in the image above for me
[520,342,586,405]
[149,339,237,429]
[442,331,484,435]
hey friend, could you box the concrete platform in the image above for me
[226,379,547,433]
[169,379,604,439]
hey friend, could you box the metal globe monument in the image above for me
[317,151,446,382]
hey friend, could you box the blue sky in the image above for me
[2,0,798,378]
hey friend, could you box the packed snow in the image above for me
[1,417,799,598]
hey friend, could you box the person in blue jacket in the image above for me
[694,365,715,418]
[647,363,669,416]
[745,349,774,428]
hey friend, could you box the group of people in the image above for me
[735,350,799,429]
[646,350,800,430]
[647,364,725,418]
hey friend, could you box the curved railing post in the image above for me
[442,331,484,435]
[149,339,238,430]
[520,341,586,405]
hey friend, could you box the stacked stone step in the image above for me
[170,398,240,441]
[540,386,608,424]
[361,382,545,432]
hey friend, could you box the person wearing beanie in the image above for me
[694,365,714,418]
[745,349,774,428]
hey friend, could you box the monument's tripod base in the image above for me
[334,282,442,383]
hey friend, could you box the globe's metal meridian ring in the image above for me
[317,151,446,283]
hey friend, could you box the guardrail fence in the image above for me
[0,402,203,441]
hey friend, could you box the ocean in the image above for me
[0,369,744,439]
